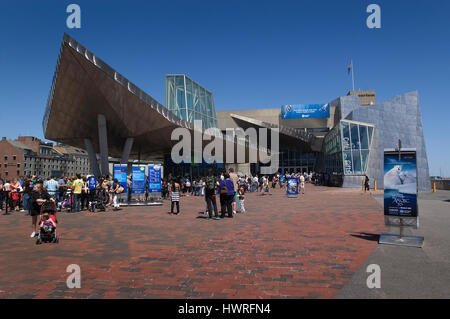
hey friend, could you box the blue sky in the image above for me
[0,0,449,177]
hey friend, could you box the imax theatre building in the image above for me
[44,34,431,191]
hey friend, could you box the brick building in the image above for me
[0,136,92,180]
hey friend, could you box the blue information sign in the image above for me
[132,165,146,194]
[113,164,128,193]
[287,178,298,197]
[88,176,97,190]
[148,164,162,193]
[281,104,330,119]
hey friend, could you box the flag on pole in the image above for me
[347,61,353,75]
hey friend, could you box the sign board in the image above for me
[286,178,299,198]
[281,104,330,119]
[383,150,418,228]
[131,165,146,194]
[148,164,162,196]
[113,164,127,193]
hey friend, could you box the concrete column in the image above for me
[97,114,110,177]
[120,137,134,164]
[84,138,101,178]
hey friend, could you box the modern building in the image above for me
[0,136,91,180]
[43,34,431,191]
[165,74,218,129]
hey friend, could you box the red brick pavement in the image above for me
[0,186,386,299]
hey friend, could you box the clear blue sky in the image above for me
[0,0,449,177]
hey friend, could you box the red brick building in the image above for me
[0,136,92,181]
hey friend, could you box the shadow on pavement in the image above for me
[350,232,380,242]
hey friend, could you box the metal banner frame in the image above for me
[379,145,424,248]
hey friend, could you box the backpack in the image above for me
[205,176,215,191]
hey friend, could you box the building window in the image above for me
[4,156,7,161]
[17,163,20,168]
[13,155,16,161]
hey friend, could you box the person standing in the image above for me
[22,177,33,215]
[299,173,305,195]
[72,174,83,212]
[111,178,121,211]
[219,173,235,218]
[228,168,239,214]
[169,178,181,215]
[203,168,220,220]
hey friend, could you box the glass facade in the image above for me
[165,74,218,128]
[324,120,374,175]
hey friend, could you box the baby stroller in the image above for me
[36,201,59,244]
[59,189,73,212]
[88,188,108,212]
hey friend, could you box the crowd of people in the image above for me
[0,169,322,236]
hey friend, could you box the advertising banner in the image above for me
[148,164,162,194]
[113,164,127,193]
[281,104,330,119]
[131,165,146,194]
[287,178,298,197]
[384,150,418,226]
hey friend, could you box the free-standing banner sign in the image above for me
[131,165,146,194]
[287,178,298,198]
[113,164,127,193]
[383,150,418,227]
[148,164,162,195]
[281,104,330,119]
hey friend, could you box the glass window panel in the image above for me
[343,151,353,175]
[350,123,360,150]
[352,149,362,174]
[176,88,185,110]
[361,150,370,173]
[368,126,374,146]
[341,121,351,151]
[359,125,369,149]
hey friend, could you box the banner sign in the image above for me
[287,178,298,197]
[281,104,330,119]
[131,165,146,194]
[148,164,162,194]
[88,176,97,190]
[113,164,128,193]
[384,150,418,225]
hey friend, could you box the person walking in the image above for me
[29,183,52,238]
[228,168,239,214]
[203,168,220,220]
[219,173,235,218]
[169,178,181,215]
[364,175,370,192]
[299,173,305,195]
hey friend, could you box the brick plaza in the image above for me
[0,186,386,299]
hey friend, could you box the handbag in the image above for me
[117,186,124,194]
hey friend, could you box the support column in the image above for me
[97,114,110,177]
[84,138,101,178]
[120,138,134,164]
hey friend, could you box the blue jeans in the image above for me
[23,193,30,211]
[74,193,81,212]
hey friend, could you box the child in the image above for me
[40,213,56,234]
[238,185,246,213]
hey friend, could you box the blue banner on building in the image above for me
[113,164,128,193]
[131,165,146,194]
[88,176,97,190]
[287,178,298,197]
[383,151,418,218]
[148,164,162,194]
[281,104,330,119]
